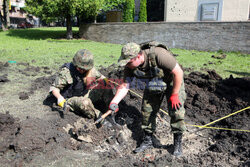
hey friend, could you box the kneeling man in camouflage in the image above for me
[50,49,113,125]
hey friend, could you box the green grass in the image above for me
[0,27,249,78]
[172,49,250,78]
[0,27,122,69]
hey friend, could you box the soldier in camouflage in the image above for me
[49,49,113,124]
[108,42,186,156]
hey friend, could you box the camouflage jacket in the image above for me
[50,63,103,97]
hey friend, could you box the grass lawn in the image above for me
[0,27,249,78]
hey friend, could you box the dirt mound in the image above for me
[0,62,249,166]
[99,65,250,166]
[0,74,9,83]
[0,112,19,153]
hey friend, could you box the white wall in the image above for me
[164,0,250,21]
[222,0,250,21]
[164,0,198,21]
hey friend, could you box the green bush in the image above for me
[139,0,147,22]
[123,0,135,22]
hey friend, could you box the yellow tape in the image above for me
[201,106,250,128]
[186,123,250,133]
[108,79,250,133]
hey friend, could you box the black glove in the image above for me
[109,103,119,115]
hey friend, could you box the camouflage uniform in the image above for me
[142,81,186,134]
[120,42,187,134]
[50,49,113,119]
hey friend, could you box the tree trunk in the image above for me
[94,15,97,23]
[66,14,73,39]
[0,13,5,30]
[1,0,9,31]
[6,6,10,27]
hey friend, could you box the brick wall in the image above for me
[79,22,250,53]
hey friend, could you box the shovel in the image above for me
[94,110,122,130]
[95,110,112,124]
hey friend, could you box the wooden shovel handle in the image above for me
[94,110,112,124]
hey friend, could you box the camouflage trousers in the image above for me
[141,81,187,134]
[67,88,113,119]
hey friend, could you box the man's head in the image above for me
[118,42,140,67]
[72,49,94,71]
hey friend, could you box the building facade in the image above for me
[164,0,250,22]
[9,0,27,26]
[1,0,39,28]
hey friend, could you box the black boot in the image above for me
[173,133,183,157]
[134,133,153,153]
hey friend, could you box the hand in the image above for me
[96,78,109,87]
[57,97,66,108]
[109,103,119,115]
[103,78,109,86]
[168,94,182,110]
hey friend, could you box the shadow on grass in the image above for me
[225,70,250,77]
[6,28,80,40]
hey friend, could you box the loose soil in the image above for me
[0,62,249,167]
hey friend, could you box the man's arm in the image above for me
[51,88,64,100]
[111,82,130,104]
[108,82,130,114]
[51,87,66,107]
[171,63,183,95]
[168,63,183,110]
[49,67,72,107]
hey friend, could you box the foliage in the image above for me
[25,0,101,23]
[101,0,126,11]
[25,0,107,38]
[25,0,126,23]
[138,0,147,22]
[123,0,134,22]
[24,0,126,37]
[77,0,105,23]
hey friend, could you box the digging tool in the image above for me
[95,110,112,124]
[106,114,122,130]
[58,101,71,119]
[94,110,122,130]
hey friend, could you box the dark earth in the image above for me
[0,61,249,167]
